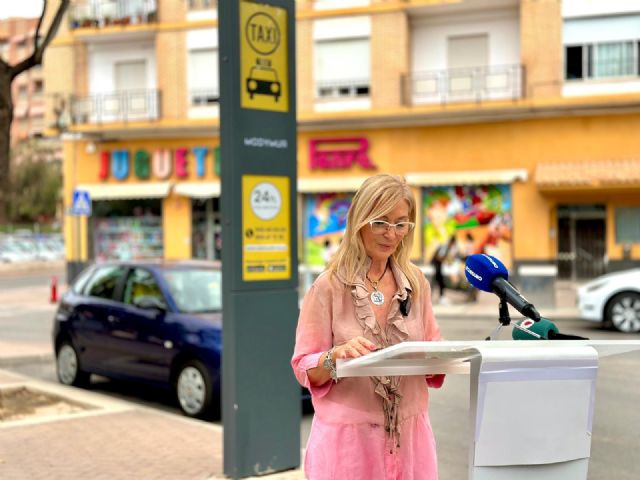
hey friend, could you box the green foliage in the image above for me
[8,140,62,223]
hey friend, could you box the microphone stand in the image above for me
[485,293,541,340]
[485,293,511,341]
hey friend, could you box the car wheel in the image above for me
[56,341,91,387]
[605,292,640,333]
[176,360,215,419]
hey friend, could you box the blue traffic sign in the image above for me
[71,190,92,216]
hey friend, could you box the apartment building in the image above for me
[44,0,640,283]
[0,17,46,145]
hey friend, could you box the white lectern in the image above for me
[337,340,640,480]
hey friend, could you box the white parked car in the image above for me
[577,269,640,333]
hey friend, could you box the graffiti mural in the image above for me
[304,193,353,267]
[423,185,513,284]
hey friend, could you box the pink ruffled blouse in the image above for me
[291,259,445,480]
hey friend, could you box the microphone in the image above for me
[512,318,589,340]
[464,254,541,321]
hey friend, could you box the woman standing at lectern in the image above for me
[292,174,445,480]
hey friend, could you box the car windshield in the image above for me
[162,268,222,313]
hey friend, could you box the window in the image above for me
[162,268,222,313]
[615,207,640,243]
[566,45,585,80]
[315,38,370,99]
[72,267,97,294]
[123,268,166,309]
[17,85,28,101]
[565,42,638,80]
[188,48,219,105]
[33,80,44,97]
[84,266,126,300]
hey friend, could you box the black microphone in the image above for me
[512,318,589,340]
[464,254,541,322]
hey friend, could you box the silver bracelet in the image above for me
[322,347,338,382]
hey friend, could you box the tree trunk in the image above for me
[0,62,13,225]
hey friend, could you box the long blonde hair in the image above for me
[327,174,421,294]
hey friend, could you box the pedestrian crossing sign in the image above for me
[71,190,92,216]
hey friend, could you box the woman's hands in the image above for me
[308,336,379,387]
[332,336,379,360]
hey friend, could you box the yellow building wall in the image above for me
[63,113,640,264]
[163,194,193,259]
[297,113,640,262]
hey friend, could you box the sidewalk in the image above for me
[0,367,306,480]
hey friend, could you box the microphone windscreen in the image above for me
[464,254,509,292]
[512,318,560,340]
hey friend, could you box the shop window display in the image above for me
[92,200,163,261]
[304,193,352,267]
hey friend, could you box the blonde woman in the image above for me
[292,174,445,480]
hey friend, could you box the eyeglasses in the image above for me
[369,220,415,235]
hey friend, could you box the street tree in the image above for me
[0,0,70,224]
[8,139,61,223]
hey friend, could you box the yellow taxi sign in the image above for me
[240,1,289,112]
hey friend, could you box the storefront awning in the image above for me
[405,169,528,187]
[536,160,640,190]
[173,182,221,199]
[76,182,172,200]
[298,177,370,193]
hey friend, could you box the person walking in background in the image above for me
[431,236,456,304]
[292,174,445,480]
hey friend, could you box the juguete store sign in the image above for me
[98,146,219,180]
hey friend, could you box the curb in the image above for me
[0,353,54,367]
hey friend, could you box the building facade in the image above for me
[44,0,640,286]
[1,17,46,145]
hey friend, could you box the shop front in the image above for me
[296,113,640,299]
[63,113,640,288]
[63,139,221,279]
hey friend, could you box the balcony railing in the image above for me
[403,64,525,106]
[316,79,370,99]
[69,0,158,30]
[70,90,161,125]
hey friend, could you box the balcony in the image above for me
[70,89,161,125]
[403,64,525,106]
[69,0,158,30]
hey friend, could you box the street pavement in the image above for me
[0,265,585,479]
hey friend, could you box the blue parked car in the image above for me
[53,261,223,419]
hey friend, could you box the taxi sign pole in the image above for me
[219,1,300,477]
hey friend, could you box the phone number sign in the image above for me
[242,175,291,281]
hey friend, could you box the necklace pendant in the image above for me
[370,290,385,306]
